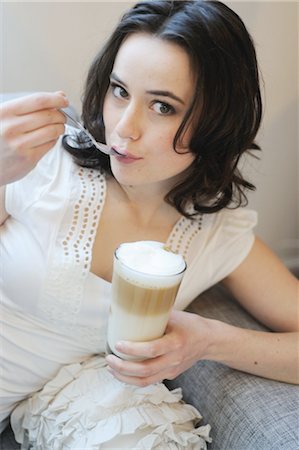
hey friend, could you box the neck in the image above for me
[109,178,180,227]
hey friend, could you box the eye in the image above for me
[111,83,128,99]
[152,101,175,116]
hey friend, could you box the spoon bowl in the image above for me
[60,109,119,156]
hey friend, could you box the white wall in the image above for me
[1,2,135,111]
[227,1,298,268]
[1,1,298,267]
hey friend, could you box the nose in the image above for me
[114,102,141,142]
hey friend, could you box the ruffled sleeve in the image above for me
[206,207,257,283]
[175,208,257,310]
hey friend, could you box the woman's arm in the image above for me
[222,237,298,332]
[210,236,299,383]
[203,319,298,384]
[105,238,299,386]
[0,92,68,225]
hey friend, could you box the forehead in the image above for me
[113,33,195,97]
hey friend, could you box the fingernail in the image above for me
[105,355,114,363]
[56,90,67,97]
[115,341,126,351]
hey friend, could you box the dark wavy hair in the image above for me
[63,0,262,218]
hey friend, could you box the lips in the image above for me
[112,146,143,162]
[115,154,143,164]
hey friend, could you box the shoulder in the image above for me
[174,207,258,309]
[205,207,257,240]
[5,135,74,218]
[34,134,74,178]
[22,124,79,180]
[169,207,257,262]
[199,207,258,266]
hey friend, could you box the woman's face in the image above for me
[103,33,196,190]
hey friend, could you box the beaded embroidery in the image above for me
[38,164,106,334]
[166,210,203,264]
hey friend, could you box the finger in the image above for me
[114,333,179,360]
[30,138,62,161]
[105,354,157,378]
[1,138,60,185]
[3,109,66,139]
[24,108,67,133]
[0,91,69,117]
[105,351,177,379]
[12,123,66,152]
[107,367,164,387]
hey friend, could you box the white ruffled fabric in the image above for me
[11,356,211,449]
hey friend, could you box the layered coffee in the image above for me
[107,241,186,360]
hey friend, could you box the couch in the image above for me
[1,283,298,450]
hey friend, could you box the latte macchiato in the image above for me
[107,241,186,360]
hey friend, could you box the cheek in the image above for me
[173,153,195,172]
[158,148,195,176]
[154,131,176,152]
[102,98,116,132]
[102,100,110,129]
[156,121,192,152]
[156,132,194,165]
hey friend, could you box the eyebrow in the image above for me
[110,72,185,105]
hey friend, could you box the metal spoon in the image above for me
[60,109,119,156]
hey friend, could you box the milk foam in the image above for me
[115,241,186,288]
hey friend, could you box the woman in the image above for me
[0,1,298,448]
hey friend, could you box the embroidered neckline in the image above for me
[39,167,203,336]
[166,212,203,263]
[39,164,106,333]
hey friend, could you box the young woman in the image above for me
[0,1,297,448]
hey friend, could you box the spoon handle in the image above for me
[60,109,112,155]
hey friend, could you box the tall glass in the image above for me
[107,241,186,360]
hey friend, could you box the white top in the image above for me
[0,136,257,431]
